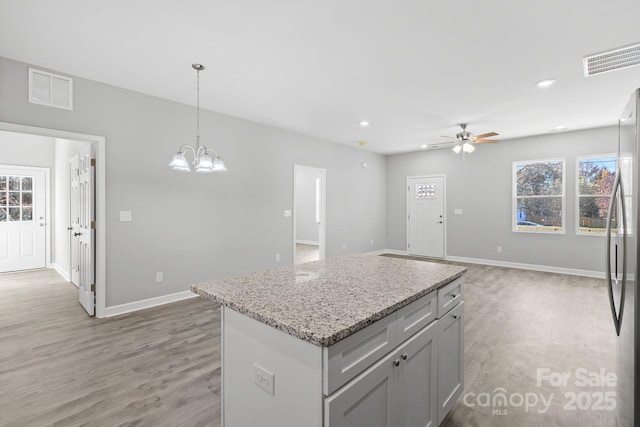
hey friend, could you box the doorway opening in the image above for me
[407,175,446,259]
[294,165,326,264]
[0,122,106,318]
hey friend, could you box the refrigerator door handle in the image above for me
[605,169,623,336]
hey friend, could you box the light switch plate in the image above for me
[120,211,132,222]
[284,210,292,217]
[454,209,463,215]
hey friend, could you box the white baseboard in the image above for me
[445,255,605,279]
[296,239,319,246]
[378,249,604,278]
[366,249,387,255]
[50,263,71,282]
[105,290,199,318]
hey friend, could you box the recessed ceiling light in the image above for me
[420,144,427,149]
[552,124,568,131]
[359,121,369,127]
[536,78,557,88]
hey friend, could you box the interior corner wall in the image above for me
[386,126,618,273]
[0,56,386,307]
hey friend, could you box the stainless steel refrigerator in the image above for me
[607,88,639,426]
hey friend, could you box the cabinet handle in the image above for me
[452,314,459,320]
[401,353,408,361]
[393,359,400,367]
[450,293,457,298]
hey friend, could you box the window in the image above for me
[513,159,565,233]
[0,175,34,222]
[576,155,617,235]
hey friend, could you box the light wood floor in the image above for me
[1,260,618,426]
[295,243,319,264]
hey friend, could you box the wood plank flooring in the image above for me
[1,260,618,426]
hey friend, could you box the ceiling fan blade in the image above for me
[474,139,501,144]
[473,132,499,139]
[440,135,459,140]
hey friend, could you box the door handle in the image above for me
[67,227,73,231]
[605,169,623,336]
[39,223,45,227]
[437,221,443,224]
[74,232,81,237]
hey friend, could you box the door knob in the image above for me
[39,223,45,227]
[67,227,73,230]
[74,232,81,237]
[401,353,408,360]
[393,359,400,367]
[438,221,443,224]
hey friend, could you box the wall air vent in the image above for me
[28,68,73,110]
[583,42,640,77]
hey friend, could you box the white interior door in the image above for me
[408,176,445,258]
[74,151,95,316]
[0,167,47,272]
[70,155,80,285]
[294,165,326,264]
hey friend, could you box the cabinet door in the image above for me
[397,321,438,427]
[324,350,398,427]
[437,302,464,425]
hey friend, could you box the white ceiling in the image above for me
[1,0,640,154]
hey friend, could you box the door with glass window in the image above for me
[408,176,445,258]
[0,167,47,272]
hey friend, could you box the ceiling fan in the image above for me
[441,123,500,154]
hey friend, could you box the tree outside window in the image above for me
[513,159,565,233]
[577,156,617,235]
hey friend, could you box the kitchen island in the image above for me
[192,254,466,427]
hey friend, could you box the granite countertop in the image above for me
[191,254,466,347]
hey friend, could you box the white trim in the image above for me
[0,122,107,318]
[406,174,447,258]
[105,290,199,317]
[445,255,604,278]
[380,249,409,256]
[50,263,71,282]
[296,239,319,246]
[366,249,387,255]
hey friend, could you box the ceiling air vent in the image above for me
[28,68,73,110]
[583,42,640,77]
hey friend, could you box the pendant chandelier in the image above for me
[169,64,227,173]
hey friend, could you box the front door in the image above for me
[0,167,47,272]
[408,176,445,258]
[71,151,95,316]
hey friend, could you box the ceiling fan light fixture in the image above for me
[452,144,462,154]
[462,143,475,153]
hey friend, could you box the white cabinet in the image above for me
[397,322,438,427]
[325,322,438,427]
[437,301,464,425]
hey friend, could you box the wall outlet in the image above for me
[254,364,275,395]
[497,246,502,254]
[119,211,132,222]
[370,239,374,246]
[275,253,280,262]
[156,272,163,282]
[342,243,346,250]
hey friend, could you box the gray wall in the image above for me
[386,126,618,273]
[0,56,387,307]
[0,131,54,168]
[295,167,320,243]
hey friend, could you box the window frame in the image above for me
[512,158,566,234]
[575,153,618,236]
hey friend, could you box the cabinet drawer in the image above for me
[437,277,464,318]
[396,291,437,343]
[324,312,397,396]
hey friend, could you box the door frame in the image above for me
[0,121,107,318]
[406,174,447,259]
[293,164,326,263]
[0,164,50,271]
